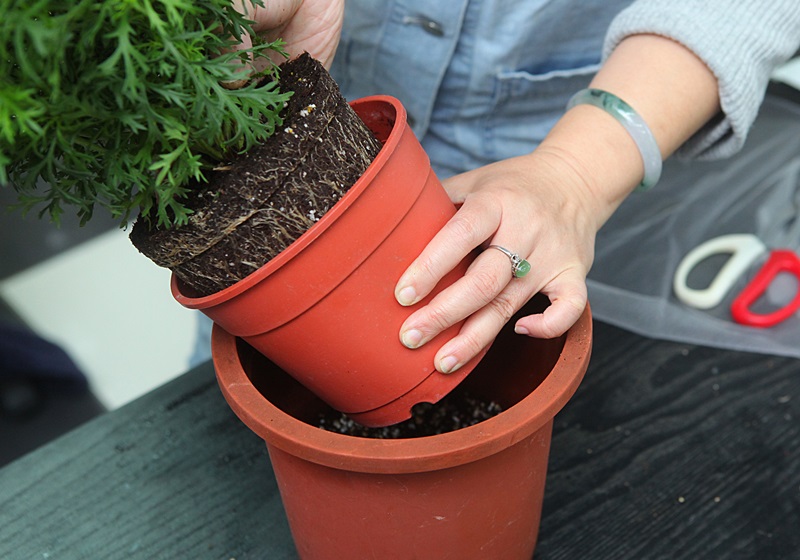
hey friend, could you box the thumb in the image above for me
[441,172,477,206]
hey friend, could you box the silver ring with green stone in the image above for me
[487,245,531,278]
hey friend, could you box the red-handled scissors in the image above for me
[673,233,800,328]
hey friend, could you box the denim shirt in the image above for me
[331,0,635,179]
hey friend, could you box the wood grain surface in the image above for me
[538,324,800,559]
[1,321,798,559]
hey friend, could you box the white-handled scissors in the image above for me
[673,233,800,327]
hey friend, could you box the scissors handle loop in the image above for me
[673,234,767,309]
[731,250,800,328]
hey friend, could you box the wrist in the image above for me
[536,102,645,229]
[567,88,662,191]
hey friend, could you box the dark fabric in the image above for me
[0,323,87,390]
[0,322,104,467]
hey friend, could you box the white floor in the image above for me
[2,60,799,411]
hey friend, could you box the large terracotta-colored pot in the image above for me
[212,297,592,559]
[174,95,487,427]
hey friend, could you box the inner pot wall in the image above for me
[212,296,592,559]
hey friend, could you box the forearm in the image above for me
[536,33,720,227]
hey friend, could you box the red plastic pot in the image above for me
[212,297,592,559]
[173,95,488,427]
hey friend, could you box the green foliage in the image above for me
[0,0,291,228]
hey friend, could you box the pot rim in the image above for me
[171,95,405,309]
[213,304,592,474]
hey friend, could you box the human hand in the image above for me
[394,32,723,375]
[227,0,344,85]
[394,150,603,374]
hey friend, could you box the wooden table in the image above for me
[1,320,797,559]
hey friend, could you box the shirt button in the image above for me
[401,15,445,37]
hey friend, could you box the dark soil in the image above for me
[130,53,383,296]
[317,393,504,439]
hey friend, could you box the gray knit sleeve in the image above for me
[603,0,800,160]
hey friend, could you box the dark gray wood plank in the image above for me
[0,366,297,560]
[1,321,798,559]
[537,325,800,559]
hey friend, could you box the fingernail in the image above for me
[396,285,418,306]
[439,355,461,374]
[515,325,530,336]
[401,328,424,349]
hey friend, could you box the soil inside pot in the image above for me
[130,53,383,296]
[317,392,504,439]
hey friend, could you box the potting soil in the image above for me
[317,392,503,438]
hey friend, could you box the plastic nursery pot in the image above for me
[173,95,488,427]
[212,296,592,560]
